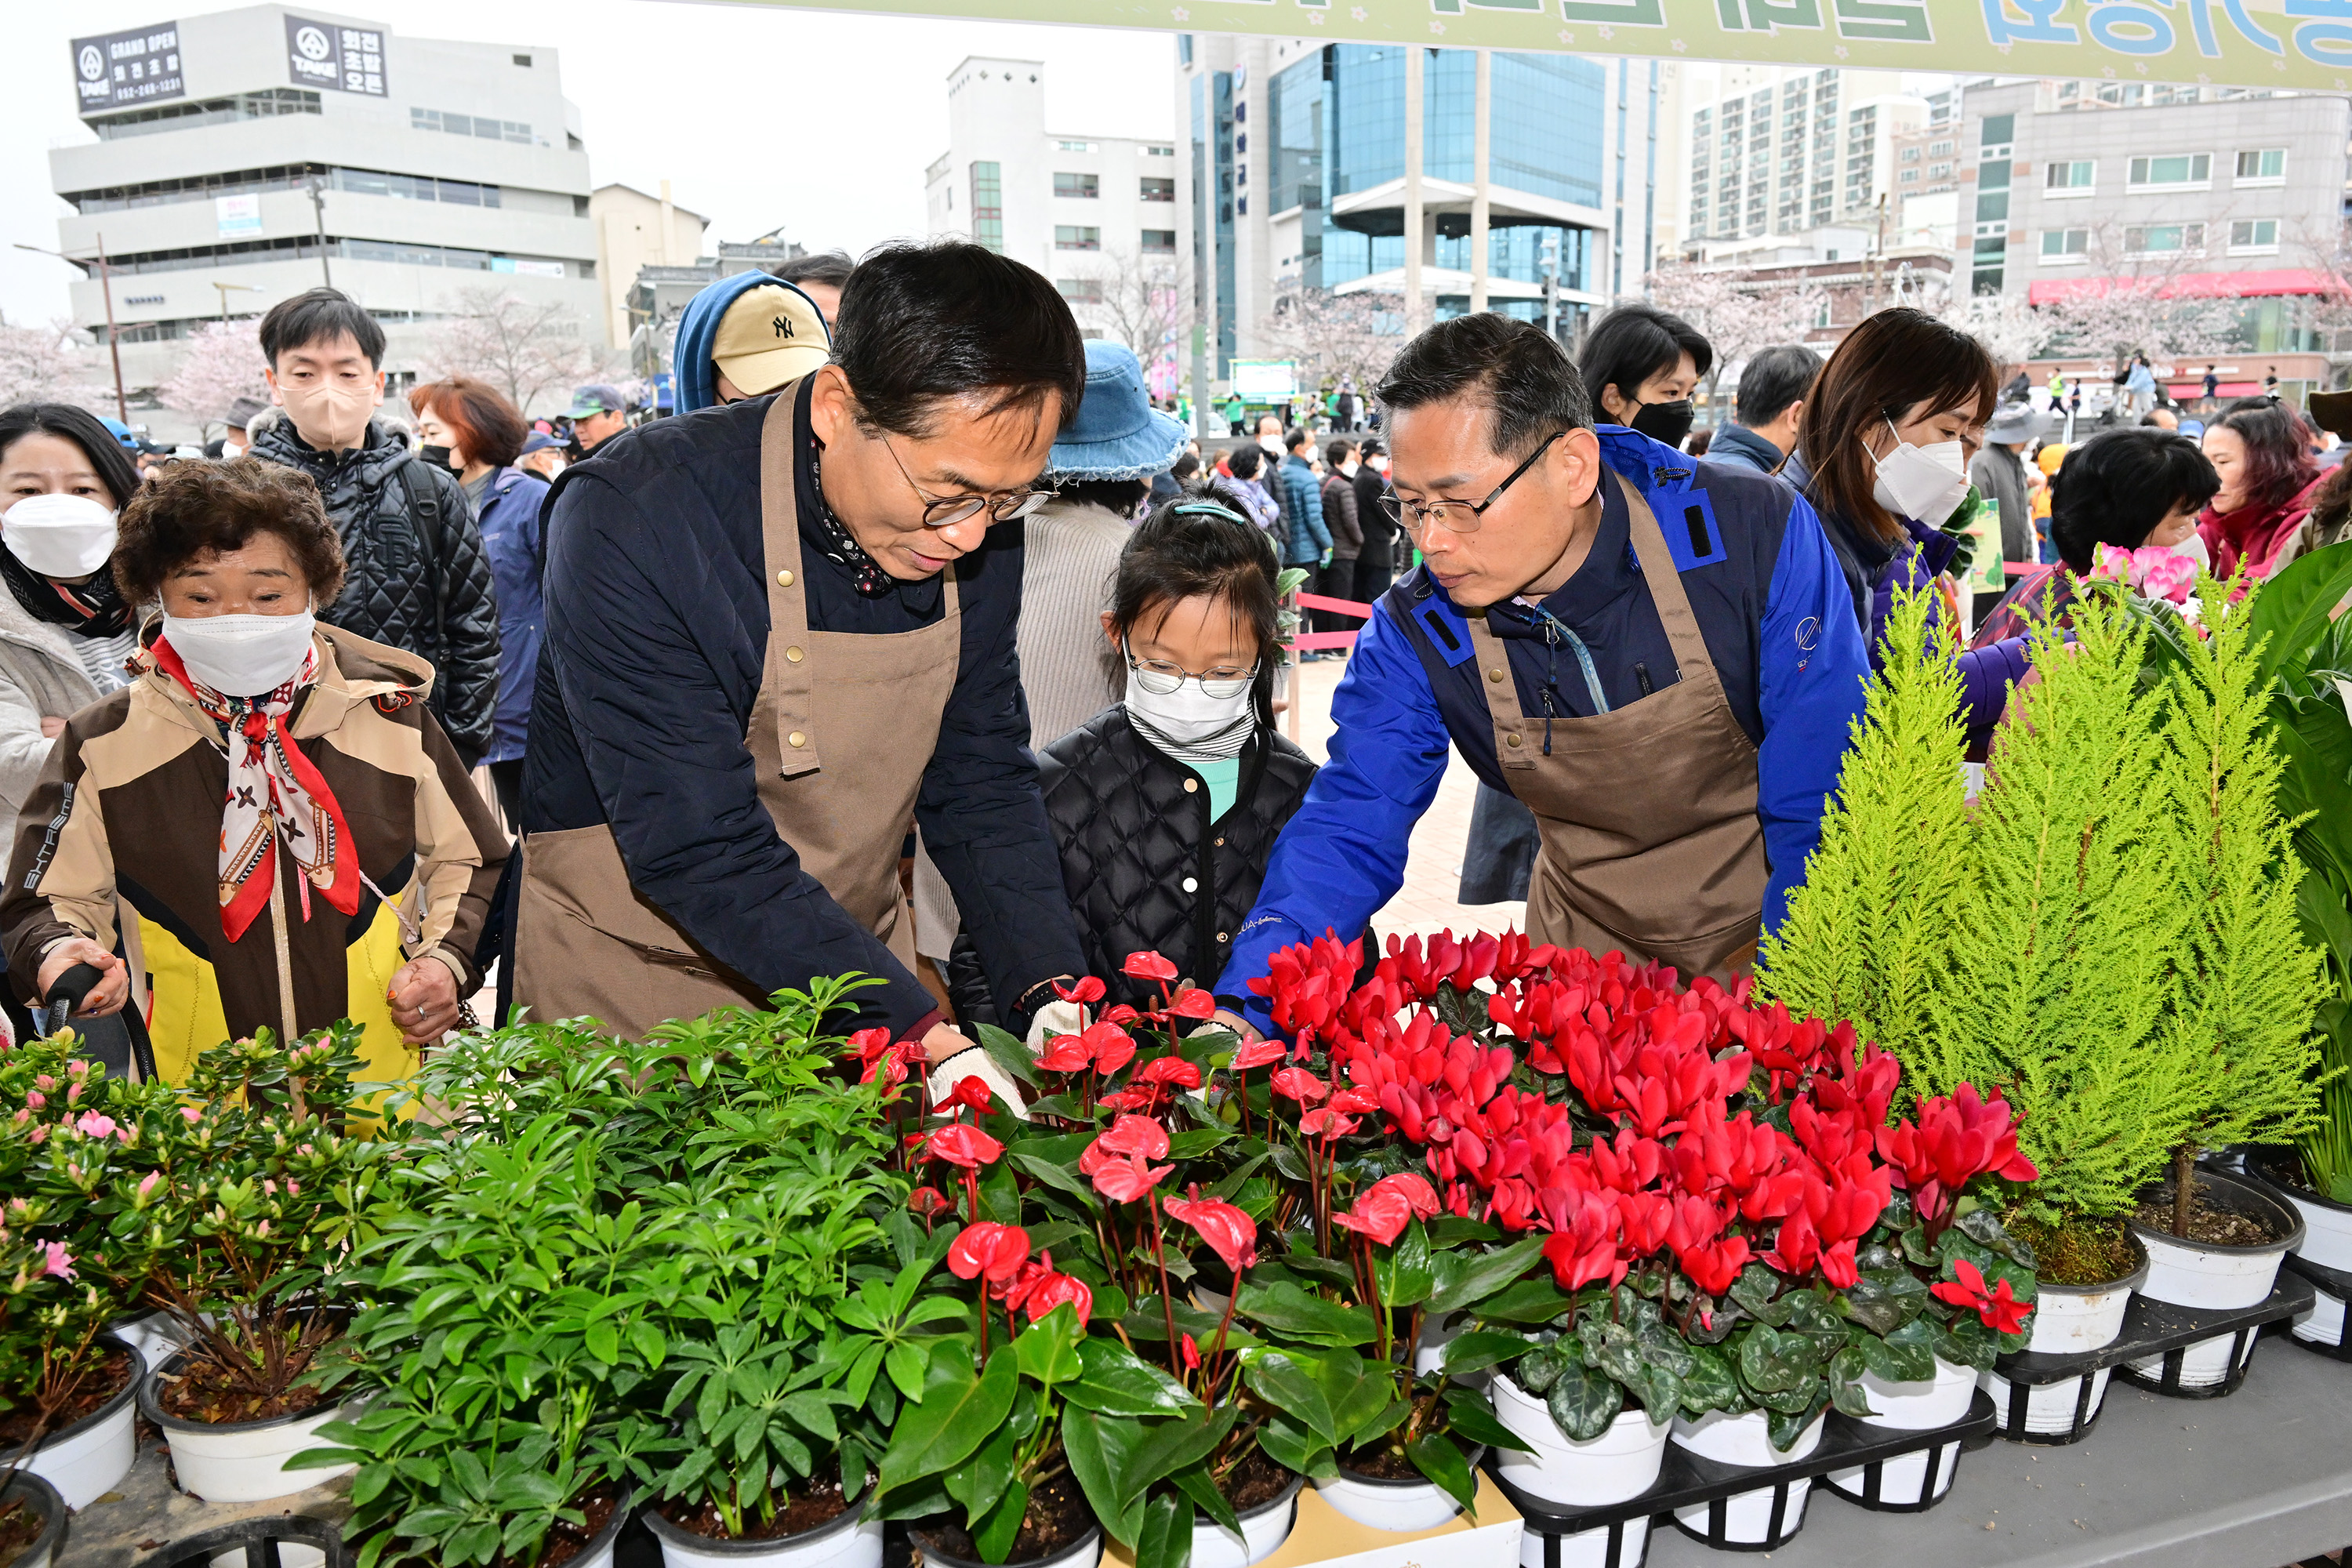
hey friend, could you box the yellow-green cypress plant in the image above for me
[2151,579,2330,1233]
[1760,586,1969,1069]
[1930,590,2194,1229]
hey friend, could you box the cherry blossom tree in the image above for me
[1942,292,2053,376]
[1063,248,1189,390]
[1644,263,1830,411]
[158,320,269,438]
[1256,288,1407,402]
[424,287,601,416]
[0,320,107,412]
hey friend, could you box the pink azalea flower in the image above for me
[39,1241,72,1280]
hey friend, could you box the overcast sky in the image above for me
[0,0,1179,325]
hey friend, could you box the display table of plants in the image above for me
[2,554,2348,1568]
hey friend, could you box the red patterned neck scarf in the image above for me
[152,636,361,942]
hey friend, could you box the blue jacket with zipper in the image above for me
[1213,426,1871,1031]
[1277,452,1331,566]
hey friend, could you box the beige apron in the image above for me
[1465,485,1767,984]
[513,387,961,1038]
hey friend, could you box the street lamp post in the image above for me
[14,238,129,423]
[211,280,263,321]
[307,176,333,287]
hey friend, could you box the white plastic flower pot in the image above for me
[560,1484,635,1568]
[1515,1515,1650,1568]
[1490,1376,1671,1508]
[1189,1471,1305,1568]
[0,1471,66,1568]
[136,1358,354,1504]
[909,1522,1101,1568]
[646,1484,882,1568]
[12,1336,143,1509]
[2249,1152,2352,1273]
[2129,1171,2303,1388]
[1316,1446,1485,1533]
[1826,1357,1974,1504]
[1669,1410,1823,1545]
[1978,1247,2146,1436]
[2295,1280,2348,1349]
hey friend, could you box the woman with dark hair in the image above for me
[0,458,507,1085]
[1032,485,1317,1008]
[1785,307,2030,738]
[2198,400,2327,580]
[1221,441,1283,533]
[1577,302,1712,448]
[412,375,547,822]
[0,404,145,824]
[1972,426,2220,646]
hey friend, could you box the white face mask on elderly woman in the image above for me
[162,607,318,697]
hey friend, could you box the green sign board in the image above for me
[724,0,2352,92]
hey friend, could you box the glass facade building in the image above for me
[1265,45,1609,306]
[1190,71,1237,373]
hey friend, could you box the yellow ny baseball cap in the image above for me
[711,281,833,397]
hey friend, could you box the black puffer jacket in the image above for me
[1036,706,1316,1010]
[248,420,499,764]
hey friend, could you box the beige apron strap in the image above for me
[1619,485,1721,683]
[758,385,822,779]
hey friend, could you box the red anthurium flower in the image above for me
[1037,1034,1093,1074]
[1083,1021,1139,1076]
[1165,1190,1259,1275]
[1137,1056,1204,1091]
[1012,1260,1094,1325]
[1929,1257,2034,1335]
[1171,988,1218,1021]
[1181,1333,1201,1370]
[1091,1152,1174,1203]
[1102,1004,1143,1027]
[843,1026,892,1065]
[1231,1038,1287,1072]
[1123,951,1180,982]
[926,1123,1004,1169]
[1054,976,1107,1005]
[948,1221,1032,1289]
[1083,1114,1171,1171]
[1369,1171,1442,1220]
[943,1077,997,1116]
[1332,1185,1414,1247]
[908,1187,949,1217]
[1270,1066,1329,1104]
[1299,1108,1359,1138]
[1096,1088,1157,1112]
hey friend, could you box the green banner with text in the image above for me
[726,0,2352,90]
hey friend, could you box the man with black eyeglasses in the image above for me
[1213,314,1871,1036]
[517,241,1087,1098]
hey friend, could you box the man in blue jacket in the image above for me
[1277,427,1330,571]
[516,240,1087,1083]
[1214,314,1870,1033]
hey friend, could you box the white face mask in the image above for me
[2,492,118,579]
[162,608,317,697]
[1341,459,1361,477]
[1869,419,1971,524]
[221,441,245,459]
[1123,667,1257,753]
[2168,530,2212,571]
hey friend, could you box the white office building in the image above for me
[50,4,601,397]
[922,56,1183,353]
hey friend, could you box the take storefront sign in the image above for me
[720,0,2352,90]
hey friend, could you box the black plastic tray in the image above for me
[1984,1272,2314,1444]
[2280,1252,2352,1361]
[1497,1389,1998,1564]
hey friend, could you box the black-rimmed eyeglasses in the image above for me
[877,430,1053,528]
[1377,430,1566,537]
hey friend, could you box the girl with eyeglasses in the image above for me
[1033,486,1320,1011]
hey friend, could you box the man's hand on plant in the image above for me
[926,1022,1029,1120]
[36,938,127,1018]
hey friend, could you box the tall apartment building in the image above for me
[1681,67,1926,246]
[920,55,1181,347]
[51,5,601,399]
[1956,78,2350,353]
[1176,35,1664,375]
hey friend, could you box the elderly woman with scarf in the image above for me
[0,459,508,1084]
[2198,400,2328,581]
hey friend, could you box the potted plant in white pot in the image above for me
[125,1025,392,1504]
[0,1036,165,1508]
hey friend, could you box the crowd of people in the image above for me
[0,238,2339,1094]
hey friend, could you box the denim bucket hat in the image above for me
[1047,341,1189,482]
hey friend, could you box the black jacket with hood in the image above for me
[249,419,500,764]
